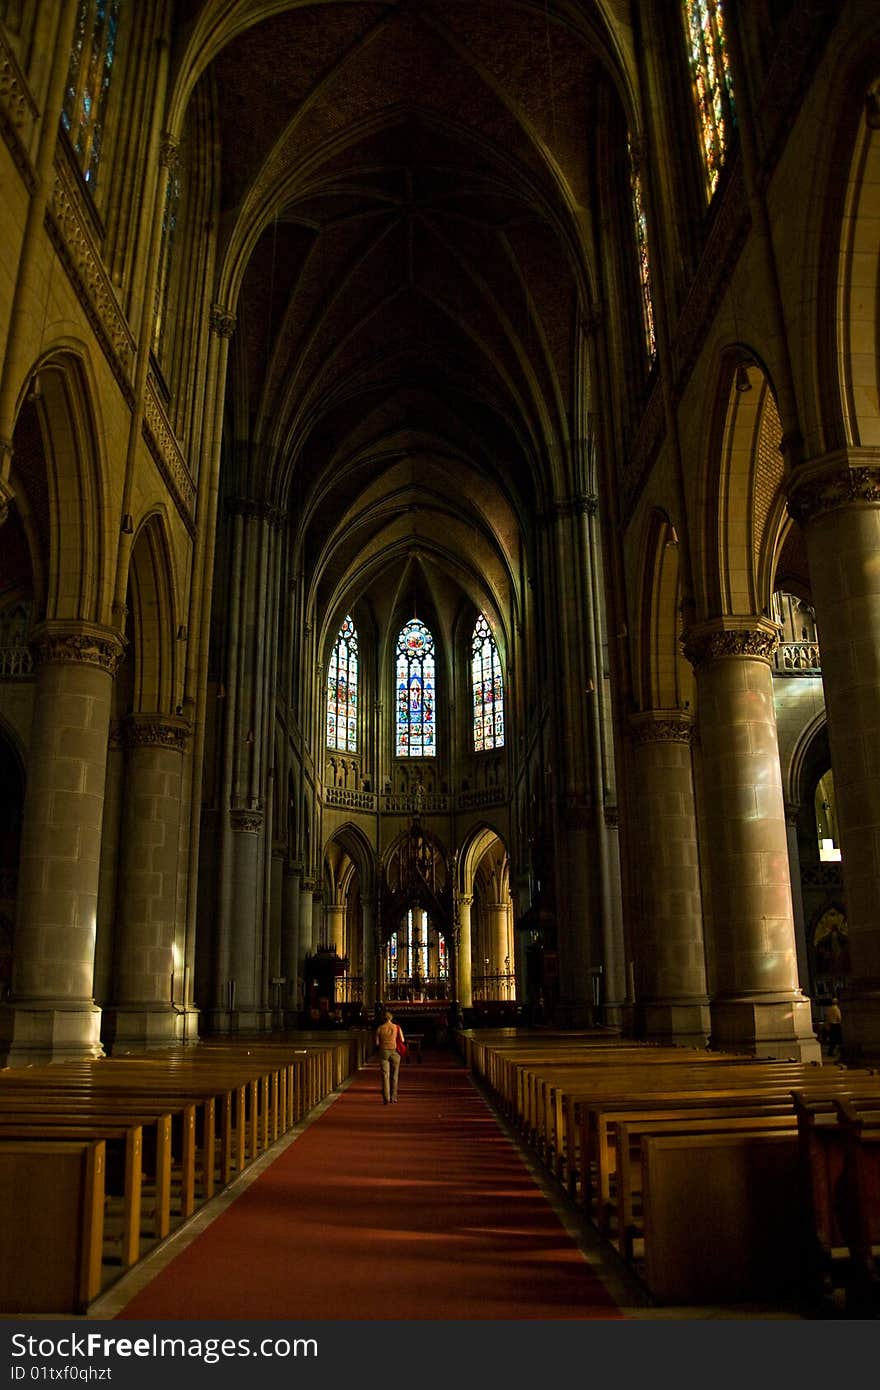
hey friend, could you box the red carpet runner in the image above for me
[116,1050,622,1320]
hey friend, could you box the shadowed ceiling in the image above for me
[174,1,635,653]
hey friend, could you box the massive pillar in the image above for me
[0,622,124,1064]
[627,711,710,1045]
[789,455,880,1057]
[299,878,314,958]
[102,713,190,1049]
[682,619,818,1059]
[227,806,266,1031]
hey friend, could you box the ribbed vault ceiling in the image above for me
[178,0,633,646]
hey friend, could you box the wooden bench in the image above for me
[639,1129,802,1304]
[0,1139,105,1314]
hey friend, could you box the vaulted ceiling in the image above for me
[175,1,636,649]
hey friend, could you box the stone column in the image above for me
[282,861,302,1017]
[682,619,818,1059]
[488,902,510,978]
[627,711,710,1046]
[784,803,811,994]
[102,713,190,1050]
[456,894,473,1008]
[0,622,124,1064]
[228,806,265,1032]
[361,898,377,1010]
[299,879,314,959]
[789,454,880,1057]
[270,849,284,1023]
[325,902,345,956]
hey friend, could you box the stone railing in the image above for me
[324,786,377,812]
[381,792,449,814]
[0,646,33,678]
[457,786,506,811]
[773,640,821,673]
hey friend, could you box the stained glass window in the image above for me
[472,613,504,752]
[628,138,656,362]
[61,0,121,186]
[327,615,358,752]
[152,156,181,362]
[396,619,436,757]
[682,0,735,198]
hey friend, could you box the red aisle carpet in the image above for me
[116,1049,622,1320]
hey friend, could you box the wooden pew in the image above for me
[639,1129,803,1304]
[0,1139,106,1314]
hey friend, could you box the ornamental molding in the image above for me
[681,618,780,670]
[30,623,126,675]
[0,30,38,193]
[117,714,190,753]
[142,375,196,534]
[628,711,695,746]
[787,455,880,526]
[209,304,236,339]
[230,808,263,834]
[46,158,136,401]
[158,132,180,171]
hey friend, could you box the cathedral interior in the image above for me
[0,0,879,1072]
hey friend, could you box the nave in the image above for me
[82,1043,819,1324]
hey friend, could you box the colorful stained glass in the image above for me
[396,619,436,757]
[682,0,735,198]
[472,613,504,752]
[326,615,358,752]
[61,0,121,186]
[628,138,656,362]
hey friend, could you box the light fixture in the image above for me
[735,364,752,393]
[121,514,134,534]
[665,525,679,548]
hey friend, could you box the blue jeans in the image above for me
[379,1047,401,1101]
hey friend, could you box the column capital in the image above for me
[209,304,236,339]
[114,712,191,752]
[29,620,126,675]
[787,449,880,526]
[158,131,180,170]
[681,617,780,670]
[628,710,695,745]
[225,496,285,528]
[230,808,263,834]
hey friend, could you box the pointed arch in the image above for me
[634,508,693,712]
[126,511,184,712]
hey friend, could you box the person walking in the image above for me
[375,1008,404,1104]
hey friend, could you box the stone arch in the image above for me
[707,355,786,618]
[633,507,693,712]
[124,510,184,713]
[16,353,111,625]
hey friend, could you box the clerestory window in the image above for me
[682,0,736,199]
[396,620,436,757]
[327,615,358,752]
[472,613,504,752]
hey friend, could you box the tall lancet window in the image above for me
[327,616,358,752]
[628,137,656,362]
[682,0,735,198]
[396,620,436,757]
[61,0,121,186]
[472,613,504,752]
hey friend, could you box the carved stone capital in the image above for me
[230,808,263,834]
[159,132,180,170]
[118,713,190,753]
[30,622,126,675]
[787,453,880,527]
[628,711,695,745]
[225,496,285,528]
[681,618,780,671]
[209,304,236,339]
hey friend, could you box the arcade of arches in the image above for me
[0,1,878,1069]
